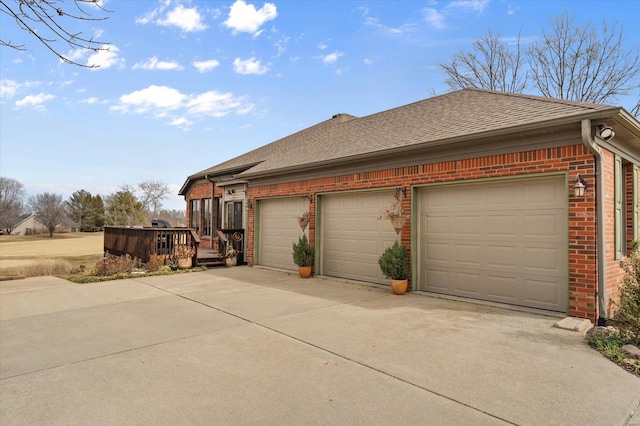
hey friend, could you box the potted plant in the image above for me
[224,241,238,267]
[175,244,196,269]
[378,241,409,295]
[292,234,314,278]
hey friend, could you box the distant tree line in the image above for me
[0,177,185,237]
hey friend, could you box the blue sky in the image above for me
[1,0,639,211]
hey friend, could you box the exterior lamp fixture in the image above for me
[245,199,253,210]
[574,174,587,197]
[598,125,615,141]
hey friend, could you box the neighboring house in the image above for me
[180,89,640,324]
[9,213,73,235]
[10,214,49,235]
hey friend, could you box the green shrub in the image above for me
[378,241,409,280]
[292,234,314,267]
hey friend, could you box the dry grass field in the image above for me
[0,232,104,276]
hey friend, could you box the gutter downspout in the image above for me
[581,119,608,325]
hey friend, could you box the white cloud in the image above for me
[273,35,290,58]
[15,93,55,110]
[112,85,185,115]
[317,42,328,50]
[79,97,100,104]
[157,4,207,32]
[111,85,254,128]
[224,0,277,36]
[138,2,207,32]
[322,51,343,65]
[423,8,445,29]
[364,16,418,36]
[133,56,184,71]
[233,57,269,75]
[169,116,193,129]
[192,59,221,73]
[87,45,124,69]
[186,91,253,117]
[449,0,490,12]
[364,58,373,65]
[0,79,20,98]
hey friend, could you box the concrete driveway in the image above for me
[1,267,639,425]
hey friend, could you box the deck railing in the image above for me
[104,226,200,265]
[218,228,245,264]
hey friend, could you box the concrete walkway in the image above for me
[1,267,638,425]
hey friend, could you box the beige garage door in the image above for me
[418,176,568,312]
[258,197,308,271]
[321,191,398,284]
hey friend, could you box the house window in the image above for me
[202,198,211,236]
[190,199,200,234]
[615,155,623,259]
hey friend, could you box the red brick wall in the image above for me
[248,145,600,320]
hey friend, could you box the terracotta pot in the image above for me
[298,266,312,278]
[390,279,408,295]
[177,258,191,270]
[226,257,237,267]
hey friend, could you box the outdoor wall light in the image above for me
[245,200,253,210]
[598,125,615,141]
[396,186,407,198]
[227,189,235,195]
[573,174,587,197]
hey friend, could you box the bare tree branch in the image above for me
[0,0,111,67]
[528,11,640,104]
[440,30,527,93]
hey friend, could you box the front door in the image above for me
[225,201,243,229]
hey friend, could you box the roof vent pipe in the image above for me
[581,119,608,325]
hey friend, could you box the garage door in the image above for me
[258,197,308,270]
[418,176,568,312]
[321,191,398,284]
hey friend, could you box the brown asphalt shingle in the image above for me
[191,88,617,180]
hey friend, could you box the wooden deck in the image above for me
[103,226,244,268]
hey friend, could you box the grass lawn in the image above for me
[0,232,104,276]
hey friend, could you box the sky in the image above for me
[1,0,639,212]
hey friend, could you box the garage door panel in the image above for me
[454,272,481,294]
[425,215,449,235]
[524,278,562,308]
[485,275,518,301]
[454,244,480,266]
[321,191,396,284]
[524,247,561,272]
[454,215,482,235]
[485,245,519,268]
[419,176,568,313]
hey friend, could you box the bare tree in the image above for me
[136,180,170,216]
[0,177,26,233]
[440,30,527,93]
[28,192,65,238]
[0,0,111,67]
[528,12,640,104]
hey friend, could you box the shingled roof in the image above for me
[182,88,624,190]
